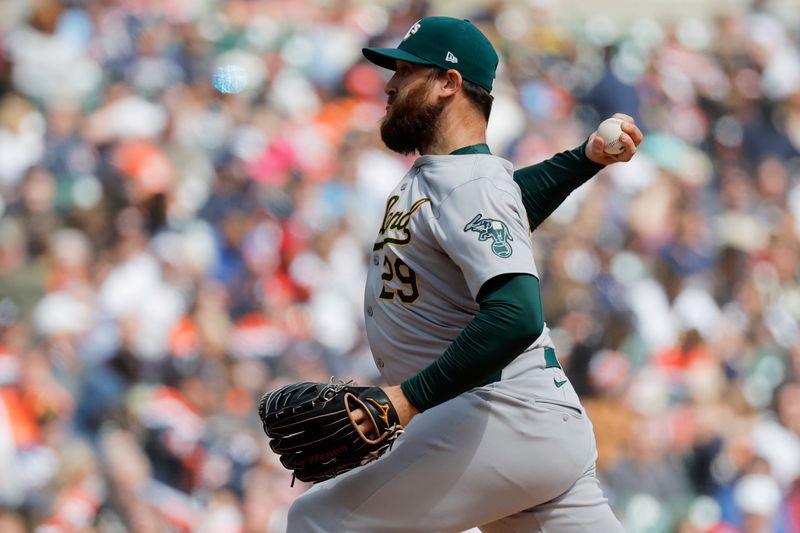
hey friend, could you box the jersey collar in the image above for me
[449,143,491,155]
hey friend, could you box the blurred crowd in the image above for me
[1,0,799,531]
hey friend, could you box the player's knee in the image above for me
[287,490,338,532]
[287,496,316,532]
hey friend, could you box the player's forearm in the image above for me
[400,274,544,412]
[513,139,605,230]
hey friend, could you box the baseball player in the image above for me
[287,17,641,532]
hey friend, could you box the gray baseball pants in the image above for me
[286,352,624,532]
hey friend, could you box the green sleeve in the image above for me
[400,273,544,412]
[513,139,605,230]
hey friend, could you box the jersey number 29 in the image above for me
[379,257,420,304]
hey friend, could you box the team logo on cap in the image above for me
[403,21,422,41]
[464,214,514,258]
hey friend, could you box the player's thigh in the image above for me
[288,388,596,533]
[289,393,492,532]
[478,465,624,533]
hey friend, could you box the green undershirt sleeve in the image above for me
[400,273,544,412]
[513,139,605,230]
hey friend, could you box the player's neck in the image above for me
[419,107,487,156]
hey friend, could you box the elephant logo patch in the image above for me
[464,214,513,258]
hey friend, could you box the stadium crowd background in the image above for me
[1,0,800,531]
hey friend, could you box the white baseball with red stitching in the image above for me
[597,118,625,155]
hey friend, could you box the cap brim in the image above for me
[362,47,435,71]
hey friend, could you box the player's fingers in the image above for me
[590,133,605,152]
[616,133,637,162]
[351,407,366,423]
[621,121,644,145]
[351,408,378,438]
[358,421,376,438]
[585,133,608,164]
[612,112,635,124]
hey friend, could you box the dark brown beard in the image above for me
[380,80,445,156]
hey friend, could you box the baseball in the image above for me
[596,118,626,155]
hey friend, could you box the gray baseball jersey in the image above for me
[287,153,623,533]
[363,153,554,385]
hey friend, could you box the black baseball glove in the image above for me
[258,380,403,484]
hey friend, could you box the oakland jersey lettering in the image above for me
[373,195,431,251]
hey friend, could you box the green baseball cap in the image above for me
[362,16,498,93]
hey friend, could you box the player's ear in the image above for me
[440,69,462,97]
